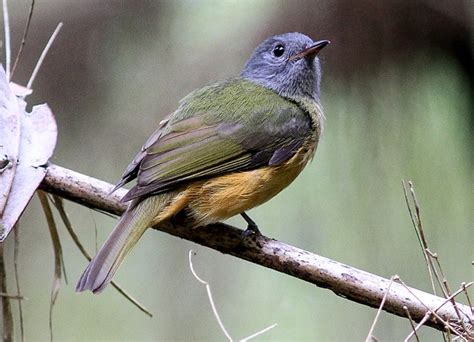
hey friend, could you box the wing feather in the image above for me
[116,78,312,202]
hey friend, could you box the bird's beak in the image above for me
[289,40,330,61]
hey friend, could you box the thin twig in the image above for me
[409,181,448,298]
[444,329,451,342]
[11,0,35,78]
[51,194,102,260]
[396,277,466,339]
[433,282,473,318]
[426,252,446,297]
[427,249,449,293]
[108,282,154,317]
[426,249,454,300]
[461,282,473,318]
[88,209,98,253]
[189,250,277,341]
[403,181,450,298]
[405,312,432,342]
[50,195,153,317]
[0,243,14,341]
[366,275,396,341]
[189,250,233,341]
[403,181,473,339]
[434,282,474,341]
[403,305,420,342]
[2,0,10,80]
[239,323,278,342]
[442,279,466,331]
[402,180,437,295]
[427,249,453,306]
[13,225,24,342]
[0,292,27,300]
[26,22,63,89]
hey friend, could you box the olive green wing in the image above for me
[118,79,312,202]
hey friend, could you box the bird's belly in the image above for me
[186,147,312,225]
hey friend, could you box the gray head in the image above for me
[241,32,329,103]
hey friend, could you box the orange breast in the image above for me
[148,100,323,228]
[184,145,314,225]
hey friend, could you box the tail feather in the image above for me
[76,197,164,294]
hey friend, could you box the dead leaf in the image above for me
[0,66,20,216]
[9,82,32,97]
[0,66,58,242]
[38,191,64,342]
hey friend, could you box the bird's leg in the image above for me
[241,212,261,237]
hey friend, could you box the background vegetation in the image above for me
[3,0,472,340]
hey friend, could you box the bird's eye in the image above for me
[273,44,285,58]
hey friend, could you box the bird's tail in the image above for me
[76,196,167,294]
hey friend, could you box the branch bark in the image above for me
[39,163,473,335]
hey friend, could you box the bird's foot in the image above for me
[240,212,262,239]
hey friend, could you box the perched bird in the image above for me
[76,32,330,293]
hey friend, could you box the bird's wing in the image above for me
[117,79,313,202]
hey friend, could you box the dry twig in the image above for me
[365,275,396,341]
[2,0,10,80]
[461,282,473,317]
[0,243,13,341]
[0,292,26,300]
[402,180,439,295]
[402,181,473,340]
[13,226,24,342]
[188,250,277,341]
[39,164,474,334]
[11,0,35,77]
[396,277,468,340]
[189,250,233,341]
[403,305,420,342]
[26,22,62,89]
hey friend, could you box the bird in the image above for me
[76,32,330,294]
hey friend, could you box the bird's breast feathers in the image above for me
[184,99,325,225]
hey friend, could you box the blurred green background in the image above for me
[2,0,473,340]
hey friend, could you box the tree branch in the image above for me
[39,163,473,335]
